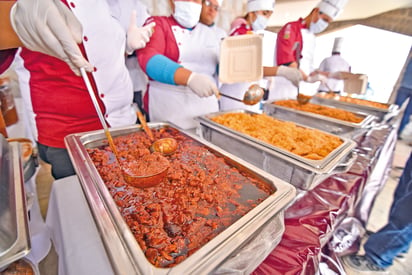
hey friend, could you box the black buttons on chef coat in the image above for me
[83,36,88,42]
[69,2,75,8]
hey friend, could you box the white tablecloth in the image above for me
[25,172,51,274]
[45,176,114,275]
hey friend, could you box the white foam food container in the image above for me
[219,34,263,84]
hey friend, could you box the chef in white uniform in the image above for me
[219,0,302,112]
[317,37,351,93]
[269,0,349,101]
[137,0,221,130]
[210,0,275,113]
[9,0,156,127]
[118,0,152,120]
[6,0,155,180]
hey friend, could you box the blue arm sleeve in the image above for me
[146,54,182,85]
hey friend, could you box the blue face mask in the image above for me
[252,14,268,31]
[309,18,329,34]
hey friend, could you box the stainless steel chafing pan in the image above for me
[263,101,376,138]
[65,123,296,275]
[0,136,30,271]
[196,110,357,191]
[311,94,399,122]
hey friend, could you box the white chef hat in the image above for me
[317,0,348,19]
[216,0,223,6]
[247,0,275,13]
[332,37,344,53]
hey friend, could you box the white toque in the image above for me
[247,0,275,13]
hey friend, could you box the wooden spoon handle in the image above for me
[134,104,154,141]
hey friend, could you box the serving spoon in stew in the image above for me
[80,68,169,188]
[297,93,312,104]
[132,103,178,156]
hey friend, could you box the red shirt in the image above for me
[137,16,180,73]
[0,48,103,148]
[19,49,104,148]
[276,18,306,66]
[0,0,105,148]
[229,18,251,36]
[136,16,182,113]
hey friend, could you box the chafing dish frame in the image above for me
[0,137,31,270]
[311,94,398,122]
[263,101,376,138]
[65,123,296,275]
[196,110,357,190]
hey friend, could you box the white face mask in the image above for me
[309,18,329,34]
[251,14,268,31]
[173,1,202,28]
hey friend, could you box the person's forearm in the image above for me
[263,66,279,77]
[0,0,23,50]
[174,67,192,86]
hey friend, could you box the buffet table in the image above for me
[45,126,396,275]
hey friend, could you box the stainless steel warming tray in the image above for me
[263,101,376,138]
[311,94,398,122]
[0,136,30,271]
[197,110,357,191]
[64,123,296,275]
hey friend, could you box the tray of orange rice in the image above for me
[311,93,398,122]
[197,110,357,190]
[263,99,376,138]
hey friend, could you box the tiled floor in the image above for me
[33,139,412,275]
[35,161,58,275]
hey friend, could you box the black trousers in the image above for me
[133,90,150,123]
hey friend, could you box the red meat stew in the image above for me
[87,127,275,268]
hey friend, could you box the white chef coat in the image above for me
[68,0,136,127]
[148,23,220,130]
[268,28,319,101]
[318,54,351,92]
[107,0,151,95]
[206,23,227,87]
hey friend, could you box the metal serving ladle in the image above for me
[219,84,264,105]
[296,93,312,104]
[292,41,312,105]
[132,103,178,156]
[80,68,168,188]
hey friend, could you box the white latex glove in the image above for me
[277,66,303,87]
[306,73,328,84]
[126,10,155,54]
[10,0,93,75]
[187,73,219,98]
